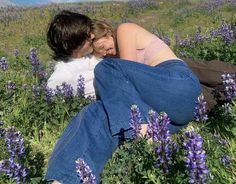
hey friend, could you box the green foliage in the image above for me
[0,0,236,183]
[175,39,236,64]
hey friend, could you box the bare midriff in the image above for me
[149,47,180,66]
[136,36,180,66]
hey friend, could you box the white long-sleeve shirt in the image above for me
[47,55,101,97]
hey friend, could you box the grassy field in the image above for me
[0,0,235,183]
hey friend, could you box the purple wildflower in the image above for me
[32,85,41,99]
[146,110,159,141]
[213,134,228,146]
[36,67,46,81]
[218,21,235,44]
[7,80,16,93]
[194,94,208,122]
[129,0,158,11]
[129,105,142,139]
[219,155,231,166]
[75,158,96,184]
[14,49,19,58]
[184,130,209,184]
[0,158,27,184]
[77,75,85,97]
[147,111,177,174]
[221,73,236,101]
[5,126,25,158]
[56,82,74,100]
[29,48,39,67]
[0,57,9,71]
[44,85,55,103]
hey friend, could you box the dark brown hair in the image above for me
[47,10,92,61]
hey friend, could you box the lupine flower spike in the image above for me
[219,155,231,166]
[44,85,55,103]
[221,73,236,102]
[5,126,25,158]
[184,129,209,184]
[0,57,8,71]
[0,127,27,183]
[7,80,16,94]
[194,94,208,122]
[77,75,85,97]
[129,105,142,139]
[0,158,27,184]
[56,82,74,100]
[147,111,177,174]
[76,158,96,184]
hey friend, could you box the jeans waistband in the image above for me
[155,59,187,68]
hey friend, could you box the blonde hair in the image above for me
[91,20,116,41]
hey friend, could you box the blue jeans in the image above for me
[45,58,201,183]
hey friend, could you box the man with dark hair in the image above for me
[47,10,95,61]
[46,10,100,96]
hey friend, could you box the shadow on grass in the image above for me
[206,105,236,139]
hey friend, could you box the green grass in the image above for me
[0,0,235,183]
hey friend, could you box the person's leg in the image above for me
[45,101,119,184]
[94,58,201,134]
[184,58,236,110]
[94,58,152,138]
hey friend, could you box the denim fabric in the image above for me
[94,58,201,134]
[45,101,119,183]
[45,58,201,183]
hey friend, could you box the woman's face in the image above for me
[92,35,116,57]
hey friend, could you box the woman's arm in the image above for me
[116,23,138,61]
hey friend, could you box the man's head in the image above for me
[47,10,94,61]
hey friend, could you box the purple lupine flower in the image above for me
[221,73,236,101]
[219,155,231,166]
[194,94,208,122]
[146,110,159,141]
[184,130,209,184]
[129,0,158,11]
[44,85,55,103]
[29,48,39,67]
[36,66,46,81]
[0,158,27,184]
[77,75,85,97]
[205,0,225,12]
[0,57,9,71]
[213,134,228,146]
[129,105,142,139]
[32,85,41,99]
[195,27,204,42]
[14,49,19,58]
[56,82,74,100]
[75,158,96,184]
[7,80,16,93]
[147,111,177,174]
[5,126,25,158]
[218,21,235,44]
